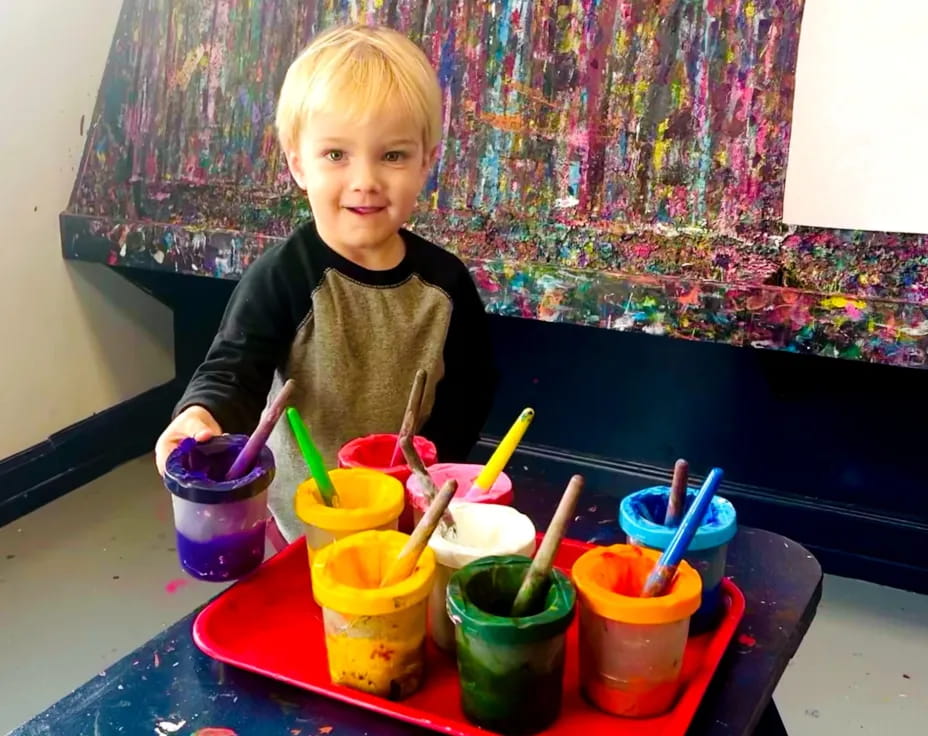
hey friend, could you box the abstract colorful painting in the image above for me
[63,0,928,367]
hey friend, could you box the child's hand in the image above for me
[155,405,223,475]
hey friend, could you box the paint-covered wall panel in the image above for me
[64,0,928,367]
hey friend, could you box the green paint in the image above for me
[447,556,576,735]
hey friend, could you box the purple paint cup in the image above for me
[163,435,275,582]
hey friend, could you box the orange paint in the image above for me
[584,675,681,717]
[192,729,238,736]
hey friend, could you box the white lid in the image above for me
[428,502,537,569]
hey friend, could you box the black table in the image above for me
[11,476,822,736]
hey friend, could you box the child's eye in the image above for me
[324,150,344,162]
[384,151,408,163]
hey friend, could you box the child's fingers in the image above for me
[193,427,215,442]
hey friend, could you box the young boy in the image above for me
[154,24,496,541]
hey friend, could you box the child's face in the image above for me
[287,106,434,259]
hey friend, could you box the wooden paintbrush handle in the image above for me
[380,479,457,587]
[510,474,584,617]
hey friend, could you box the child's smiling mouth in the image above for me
[345,205,386,215]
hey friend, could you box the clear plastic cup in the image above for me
[311,530,436,700]
[619,487,737,632]
[447,555,576,735]
[163,435,274,581]
[571,544,701,717]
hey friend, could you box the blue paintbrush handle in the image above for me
[641,467,724,597]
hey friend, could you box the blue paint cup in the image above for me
[619,487,737,633]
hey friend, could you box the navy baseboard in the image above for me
[473,439,928,595]
[0,380,183,528]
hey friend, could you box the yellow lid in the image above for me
[311,530,436,616]
[294,468,404,532]
[571,544,701,624]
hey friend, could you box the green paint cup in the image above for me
[446,555,576,735]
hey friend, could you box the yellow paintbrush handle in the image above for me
[473,408,535,492]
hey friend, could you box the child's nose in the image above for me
[349,159,381,192]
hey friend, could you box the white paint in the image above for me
[0,2,175,457]
[783,0,928,234]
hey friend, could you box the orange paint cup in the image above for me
[571,544,701,717]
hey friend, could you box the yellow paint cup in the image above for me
[294,468,405,561]
[311,530,436,700]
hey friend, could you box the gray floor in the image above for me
[1,458,926,735]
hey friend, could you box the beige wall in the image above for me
[0,1,175,459]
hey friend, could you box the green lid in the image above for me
[446,555,576,646]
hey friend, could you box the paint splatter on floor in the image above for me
[318,727,333,735]
[164,578,189,594]
[737,633,757,647]
[156,720,186,734]
[192,729,238,736]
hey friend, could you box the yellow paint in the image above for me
[745,1,756,19]
[821,296,866,310]
[652,119,671,171]
[312,531,436,698]
[473,408,535,492]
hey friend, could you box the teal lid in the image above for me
[619,486,737,552]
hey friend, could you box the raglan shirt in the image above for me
[176,221,497,541]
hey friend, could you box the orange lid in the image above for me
[571,544,701,624]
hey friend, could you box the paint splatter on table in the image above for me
[60,0,928,367]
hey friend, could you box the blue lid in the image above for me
[164,435,275,504]
[619,486,737,552]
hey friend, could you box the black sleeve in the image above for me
[174,245,301,434]
[420,266,498,461]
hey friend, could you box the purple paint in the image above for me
[175,524,267,582]
[164,435,275,582]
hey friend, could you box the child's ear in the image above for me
[286,150,308,190]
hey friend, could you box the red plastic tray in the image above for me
[193,537,745,735]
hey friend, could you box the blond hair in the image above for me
[276,24,442,154]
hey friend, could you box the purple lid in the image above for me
[164,435,275,504]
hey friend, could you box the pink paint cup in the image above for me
[337,434,438,532]
[405,462,514,525]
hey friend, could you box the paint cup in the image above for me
[311,529,436,700]
[571,544,701,717]
[294,468,405,562]
[619,486,737,633]
[337,433,438,532]
[163,435,274,582]
[406,463,513,526]
[427,503,537,652]
[447,555,576,735]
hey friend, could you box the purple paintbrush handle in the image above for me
[225,379,295,480]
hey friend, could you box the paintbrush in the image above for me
[388,369,428,466]
[510,474,585,617]
[663,458,689,526]
[468,408,534,496]
[224,379,295,480]
[641,467,724,598]
[285,406,337,507]
[400,435,456,533]
[380,478,458,587]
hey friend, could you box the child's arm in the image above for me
[157,248,297,471]
[420,267,498,461]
